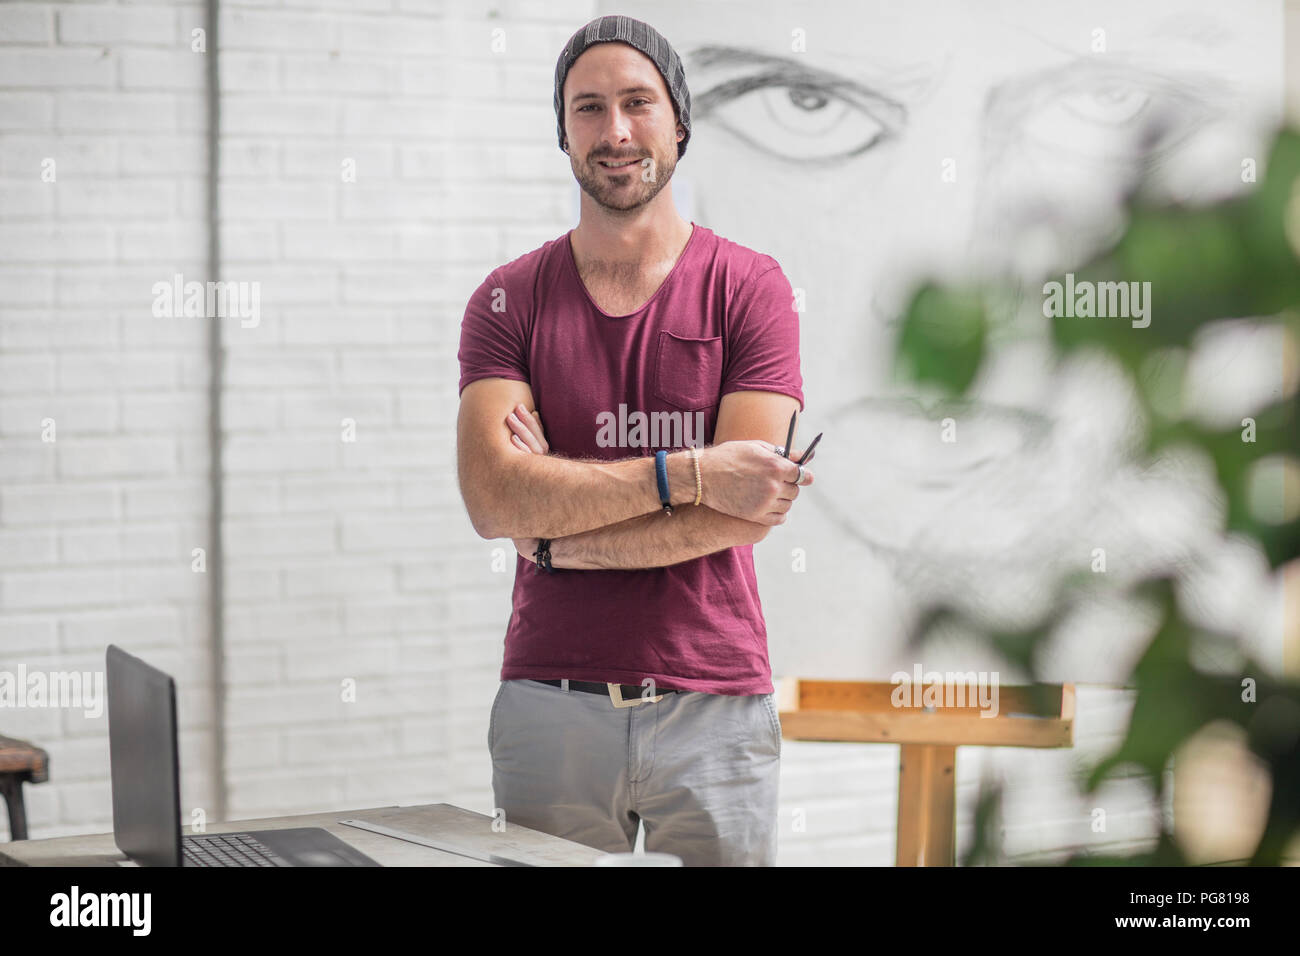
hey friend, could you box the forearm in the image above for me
[471,448,699,540]
[548,503,763,570]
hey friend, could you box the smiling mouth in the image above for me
[597,159,642,169]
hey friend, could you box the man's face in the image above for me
[562,42,683,212]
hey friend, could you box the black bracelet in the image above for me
[533,538,554,573]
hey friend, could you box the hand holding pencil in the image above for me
[777,409,821,467]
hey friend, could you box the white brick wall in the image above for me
[213,0,581,825]
[0,0,215,840]
[1,0,1174,865]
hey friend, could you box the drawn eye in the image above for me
[696,77,898,163]
[1014,73,1208,163]
[1057,84,1152,125]
[1020,83,1151,150]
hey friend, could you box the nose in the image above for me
[597,105,633,152]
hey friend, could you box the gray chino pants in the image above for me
[488,678,782,866]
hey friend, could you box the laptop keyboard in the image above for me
[182,833,289,867]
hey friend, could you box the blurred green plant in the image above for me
[894,125,1300,866]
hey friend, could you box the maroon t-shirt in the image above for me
[457,222,803,695]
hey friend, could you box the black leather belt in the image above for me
[530,678,684,706]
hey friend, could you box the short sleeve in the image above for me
[457,268,530,396]
[721,261,804,411]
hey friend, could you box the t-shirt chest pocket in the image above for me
[653,330,723,410]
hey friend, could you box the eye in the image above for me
[1012,71,1210,164]
[695,76,899,163]
[1056,83,1151,125]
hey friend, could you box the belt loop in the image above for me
[561,678,569,693]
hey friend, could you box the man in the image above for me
[455,15,815,866]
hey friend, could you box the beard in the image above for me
[573,142,677,212]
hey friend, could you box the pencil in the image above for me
[796,432,821,465]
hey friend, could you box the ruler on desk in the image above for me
[338,818,535,867]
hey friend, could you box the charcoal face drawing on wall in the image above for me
[600,0,1286,682]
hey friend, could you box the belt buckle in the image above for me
[607,682,663,708]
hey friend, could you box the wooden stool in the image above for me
[0,735,49,842]
[776,678,1075,865]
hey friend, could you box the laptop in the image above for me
[106,644,380,867]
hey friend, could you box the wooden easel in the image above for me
[775,678,1075,866]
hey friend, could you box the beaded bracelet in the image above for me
[688,445,702,506]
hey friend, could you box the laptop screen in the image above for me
[106,645,182,867]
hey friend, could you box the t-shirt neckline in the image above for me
[565,221,700,319]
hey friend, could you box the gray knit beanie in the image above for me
[554,15,691,159]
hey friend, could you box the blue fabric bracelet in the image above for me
[655,450,673,515]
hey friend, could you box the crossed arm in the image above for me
[523,501,766,571]
[456,378,805,571]
[506,410,765,570]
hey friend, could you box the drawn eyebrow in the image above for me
[690,44,933,103]
[687,45,909,126]
[999,48,1221,90]
[1006,13,1234,59]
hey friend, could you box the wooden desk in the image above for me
[0,803,607,867]
[777,678,1076,866]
